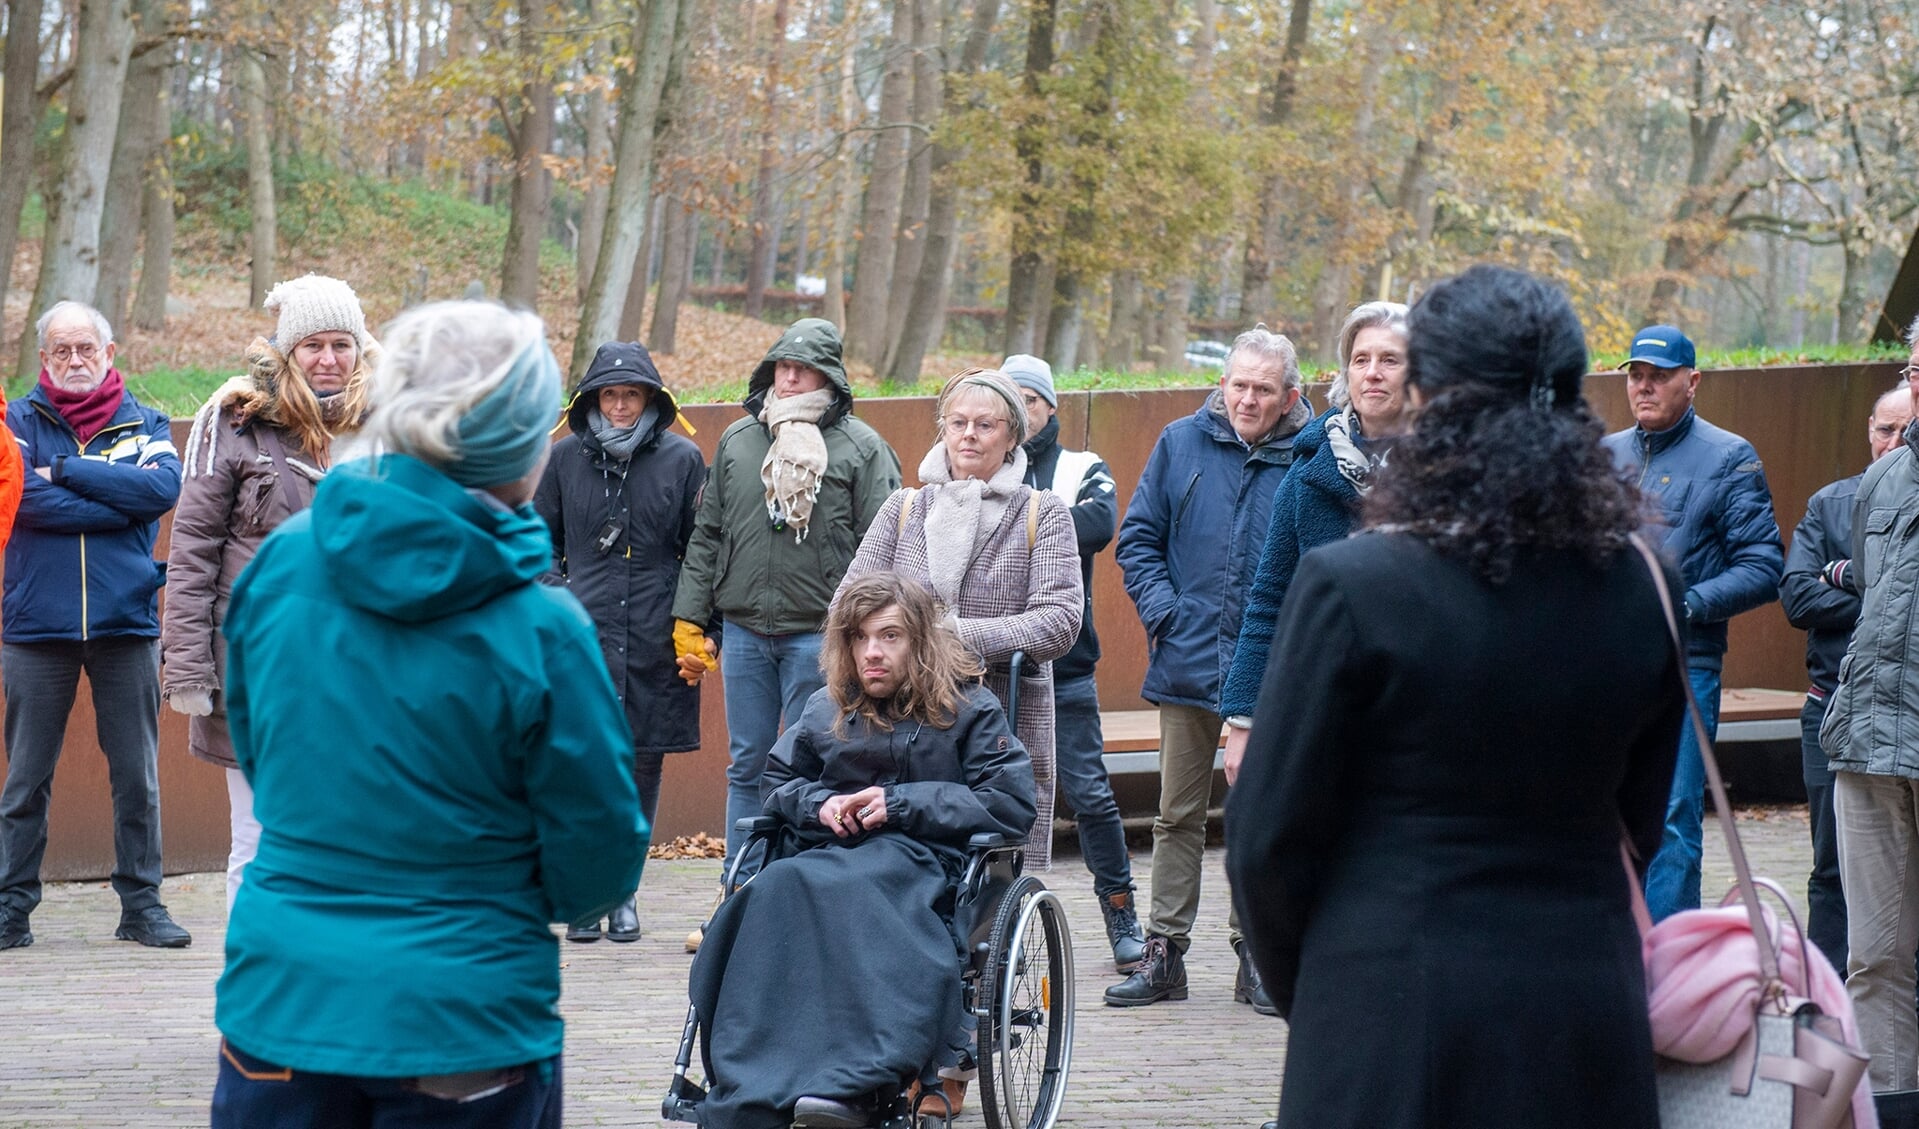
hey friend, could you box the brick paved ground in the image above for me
[0,807,1818,1129]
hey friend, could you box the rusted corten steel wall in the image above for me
[12,361,1899,876]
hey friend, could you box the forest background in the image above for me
[1,0,1916,414]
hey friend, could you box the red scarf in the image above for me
[39,367,127,443]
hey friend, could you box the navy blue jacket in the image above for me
[1780,473,1861,694]
[1116,394,1302,710]
[1219,409,1363,720]
[1601,408,1783,672]
[4,383,181,643]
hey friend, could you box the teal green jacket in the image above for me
[215,454,648,1077]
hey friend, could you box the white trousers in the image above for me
[225,768,262,915]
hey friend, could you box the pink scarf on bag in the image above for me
[1643,902,1877,1129]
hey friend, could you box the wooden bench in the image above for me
[1098,688,1808,776]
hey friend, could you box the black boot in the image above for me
[1234,940,1278,1015]
[606,897,640,942]
[1099,890,1147,973]
[1102,934,1187,1007]
[565,918,603,943]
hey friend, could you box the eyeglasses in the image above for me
[47,343,100,362]
[1900,365,1919,381]
[942,416,1005,438]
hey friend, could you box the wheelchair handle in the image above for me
[1004,650,1027,720]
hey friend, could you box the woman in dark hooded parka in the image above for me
[534,340,706,942]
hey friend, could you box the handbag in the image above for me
[1627,533,1872,1129]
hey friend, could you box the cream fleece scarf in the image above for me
[916,443,1029,606]
[759,387,835,542]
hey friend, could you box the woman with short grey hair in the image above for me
[211,300,647,1129]
[1218,301,1413,856]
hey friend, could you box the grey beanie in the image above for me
[264,274,369,352]
[1001,353,1056,408]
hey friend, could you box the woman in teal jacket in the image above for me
[211,302,648,1129]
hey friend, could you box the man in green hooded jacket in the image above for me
[672,318,901,905]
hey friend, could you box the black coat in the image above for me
[534,367,706,754]
[1226,534,1684,1129]
[1779,472,1862,694]
[687,685,1037,1128]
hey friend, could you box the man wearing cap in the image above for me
[536,340,706,944]
[671,318,901,945]
[1,300,186,951]
[1004,353,1142,973]
[1601,325,1783,922]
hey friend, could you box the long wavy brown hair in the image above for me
[824,572,985,735]
[233,335,374,464]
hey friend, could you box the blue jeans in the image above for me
[1644,665,1721,922]
[1052,674,1134,897]
[720,622,824,866]
[1800,695,1847,972]
[211,1040,561,1128]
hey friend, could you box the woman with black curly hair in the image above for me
[1225,264,1685,1129]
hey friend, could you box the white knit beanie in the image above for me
[264,275,369,351]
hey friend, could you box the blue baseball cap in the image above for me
[1622,325,1697,370]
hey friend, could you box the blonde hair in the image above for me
[824,572,985,734]
[236,336,373,464]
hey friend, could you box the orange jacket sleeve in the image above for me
[0,388,25,555]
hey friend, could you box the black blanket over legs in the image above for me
[688,832,966,1129]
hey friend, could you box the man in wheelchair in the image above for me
[685,571,1039,1129]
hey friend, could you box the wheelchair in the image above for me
[663,657,1074,1129]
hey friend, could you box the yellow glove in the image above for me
[674,620,720,685]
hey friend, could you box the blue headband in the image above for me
[445,335,562,488]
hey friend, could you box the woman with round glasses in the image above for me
[835,368,1082,873]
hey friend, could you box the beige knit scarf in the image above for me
[759,387,835,542]
[916,443,1029,607]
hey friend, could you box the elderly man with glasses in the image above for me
[0,300,185,952]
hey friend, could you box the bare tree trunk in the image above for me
[1838,231,1870,345]
[1106,270,1139,368]
[0,0,46,322]
[821,20,857,329]
[18,0,134,380]
[743,0,789,319]
[1001,0,1056,357]
[130,102,174,332]
[882,0,1005,384]
[94,0,168,330]
[238,45,277,309]
[499,0,554,311]
[650,197,693,351]
[1154,279,1190,369]
[618,193,662,340]
[575,21,613,301]
[845,0,915,368]
[880,0,938,370]
[571,0,690,376]
[1238,0,1311,323]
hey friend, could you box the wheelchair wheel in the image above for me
[977,875,1073,1129]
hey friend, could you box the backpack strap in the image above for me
[897,487,917,539]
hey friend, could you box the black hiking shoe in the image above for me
[1102,934,1187,1007]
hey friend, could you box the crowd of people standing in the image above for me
[0,258,1915,1127]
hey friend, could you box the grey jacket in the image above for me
[1823,423,1919,776]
